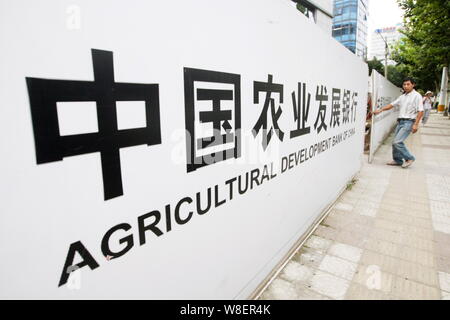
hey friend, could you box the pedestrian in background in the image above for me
[373,77,424,168]
[422,91,433,125]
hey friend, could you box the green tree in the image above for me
[366,57,385,76]
[391,0,450,93]
[387,65,407,87]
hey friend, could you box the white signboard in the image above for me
[0,0,367,299]
[369,70,401,163]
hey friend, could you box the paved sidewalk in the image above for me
[259,112,450,300]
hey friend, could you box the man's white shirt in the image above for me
[423,97,432,110]
[391,89,424,119]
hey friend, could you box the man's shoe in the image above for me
[402,160,414,168]
[387,160,402,166]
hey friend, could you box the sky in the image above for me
[367,0,405,37]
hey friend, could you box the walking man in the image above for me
[373,77,424,168]
[422,91,433,125]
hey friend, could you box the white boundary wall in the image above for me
[0,0,367,299]
[369,70,401,163]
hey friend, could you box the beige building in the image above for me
[368,24,403,65]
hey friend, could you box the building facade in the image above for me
[332,0,369,59]
[368,24,403,65]
[291,0,334,35]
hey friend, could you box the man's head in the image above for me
[402,77,416,93]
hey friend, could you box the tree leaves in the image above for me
[392,0,450,91]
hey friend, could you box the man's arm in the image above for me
[412,94,424,133]
[373,104,394,115]
[412,111,423,133]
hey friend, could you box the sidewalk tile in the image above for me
[352,264,394,294]
[309,270,350,300]
[304,235,332,253]
[293,247,324,269]
[398,245,436,268]
[261,279,298,300]
[438,272,450,293]
[345,283,392,300]
[335,230,369,248]
[314,225,340,241]
[294,283,331,300]
[436,255,450,272]
[396,260,439,287]
[392,277,441,300]
[318,255,358,281]
[279,261,314,284]
[364,238,401,257]
[360,250,400,275]
[328,243,363,263]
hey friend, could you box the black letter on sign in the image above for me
[58,241,99,287]
[184,68,241,172]
[290,82,311,138]
[26,49,161,200]
[351,92,358,122]
[330,88,341,128]
[138,210,163,246]
[314,85,328,133]
[253,74,284,150]
[175,197,193,225]
[342,89,351,124]
[101,223,134,259]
